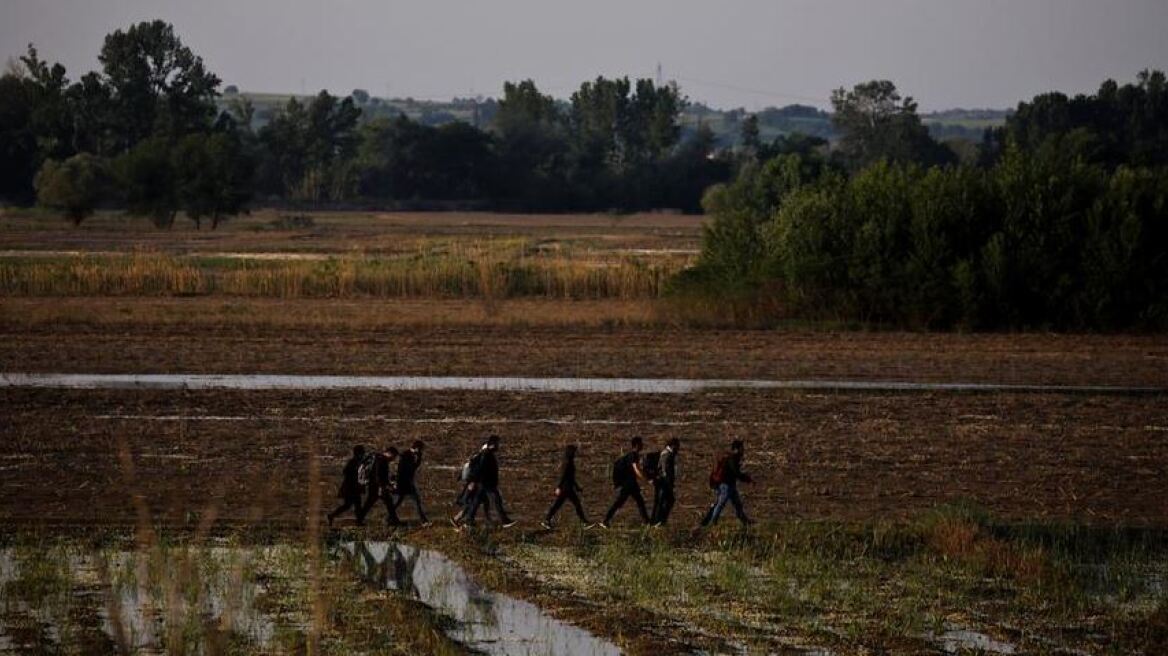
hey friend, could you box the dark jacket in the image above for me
[658,447,677,487]
[374,454,395,490]
[397,451,422,490]
[721,452,751,489]
[612,451,641,488]
[339,455,363,498]
[556,457,580,492]
[469,449,500,489]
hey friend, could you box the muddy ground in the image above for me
[2,388,1165,530]
[3,298,1167,386]
[0,210,704,254]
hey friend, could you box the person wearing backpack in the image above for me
[651,438,681,527]
[600,437,650,528]
[393,441,429,525]
[541,444,590,529]
[700,439,754,527]
[460,435,516,527]
[452,440,494,525]
[360,446,403,526]
[327,445,367,527]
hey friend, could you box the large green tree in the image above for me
[173,132,253,230]
[830,80,954,170]
[98,20,221,150]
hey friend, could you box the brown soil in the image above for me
[0,210,705,254]
[2,388,1165,531]
[2,298,1165,386]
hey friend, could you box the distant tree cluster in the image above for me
[683,74,1168,330]
[1,21,252,228]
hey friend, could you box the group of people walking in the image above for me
[328,435,756,530]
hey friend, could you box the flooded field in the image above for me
[0,540,624,655]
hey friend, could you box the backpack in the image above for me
[641,452,661,480]
[708,455,729,489]
[463,451,485,483]
[458,454,476,483]
[612,452,635,487]
[357,454,377,487]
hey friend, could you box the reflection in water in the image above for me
[340,541,622,656]
[0,547,280,653]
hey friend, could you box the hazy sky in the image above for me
[3,0,1167,111]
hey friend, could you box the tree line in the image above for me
[685,71,1168,330]
[0,20,729,225]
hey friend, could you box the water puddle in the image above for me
[0,546,286,653]
[933,628,1017,654]
[2,373,1160,395]
[338,540,621,656]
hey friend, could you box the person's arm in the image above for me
[737,459,753,484]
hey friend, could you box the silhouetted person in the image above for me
[394,441,429,524]
[328,445,367,526]
[462,435,515,527]
[542,444,589,529]
[651,438,681,526]
[601,437,649,528]
[700,439,754,527]
[453,440,494,525]
[361,446,402,526]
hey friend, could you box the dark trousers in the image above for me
[394,487,428,522]
[546,488,587,523]
[328,492,364,524]
[652,482,675,524]
[467,486,511,523]
[361,487,402,525]
[604,484,649,524]
[701,484,749,526]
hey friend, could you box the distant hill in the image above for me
[218,89,1009,146]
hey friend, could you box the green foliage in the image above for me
[98,20,221,149]
[114,136,178,228]
[34,153,108,225]
[831,80,956,170]
[988,70,1168,169]
[687,145,1168,329]
[173,131,253,229]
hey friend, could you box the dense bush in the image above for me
[684,149,1168,330]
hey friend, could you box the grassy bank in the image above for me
[0,244,688,300]
[3,506,1166,655]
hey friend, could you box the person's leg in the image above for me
[489,488,511,523]
[409,490,428,522]
[604,487,630,524]
[728,486,750,523]
[359,488,379,523]
[630,486,650,523]
[329,495,360,523]
[566,489,588,523]
[701,484,730,526]
[382,491,402,525]
[660,485,675,524]
[546,491,568,522]
[465,487,485,523]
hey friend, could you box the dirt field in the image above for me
[3,211,1167,654]
[3,297,1166,386]
[0,209,704,255]
[2,387,1165,530]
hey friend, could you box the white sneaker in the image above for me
[540,520,553,530]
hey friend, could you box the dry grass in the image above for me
[0,245,689,300]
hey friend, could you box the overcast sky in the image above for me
[3,0,1167,111]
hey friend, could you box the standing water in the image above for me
[338,541,622,656]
